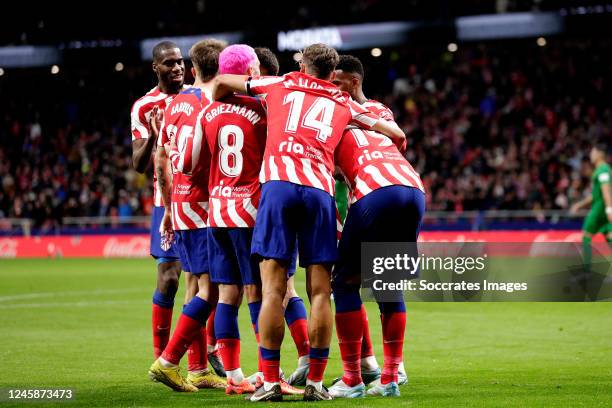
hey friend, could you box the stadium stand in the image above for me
[1,38,610,234]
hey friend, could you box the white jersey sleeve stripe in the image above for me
[226,199,249,228]
[131,92,168,140]
[301,159,325,190]
[249,76,286,88]
[211,198,227,228]
[281,156,301,184]
[199,201,209,214]
[133,122,149,140]
[400,165,425,192]
[354,176,373,198]
[269,156,280,180]
[318,162,334,194]
[383,163,413,187]
[182,203,207,229]
[243,198,258,222]
[363,165,393,188]
[189,110,205,173]
[172,202,189,230]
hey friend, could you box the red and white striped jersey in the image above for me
[130,86,184,207]
[246,72,379,196]
[362,98,407,152]
[158,87,210,230]
[335,128,425,203]
[201,95,267,228]
[362,99,394,121]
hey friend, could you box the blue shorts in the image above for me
[209,227,297,285]
[252,181,338,268]
[175,228,209,276]
[333,185,426,286]
[208,228,260,285]
[150,206,179,260]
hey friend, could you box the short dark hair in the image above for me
[301,43,339,79]
[152,41,180,62]
[189,39,227,81]
[254,47,280,76]
[336,55,364,79]
[593,142,608,154]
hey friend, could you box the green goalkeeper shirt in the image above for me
[592,163,611,207]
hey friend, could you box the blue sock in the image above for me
[378,301,406,315]
[260,346,281,361]
[215,303,240,339]
[248,301,262,334]
[332,285,362,313]
[284,296,307,326]
[182,296,212,324]
[152,289,175,309]
[310,347,330,360]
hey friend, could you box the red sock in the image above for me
[360,305,374,359]
[335,310,363,386]
[307,348,329,383]
[152,304,173,359]
[288,319,310,357]
[381,312,406,384]
[207,309,216,350]
[260,347,280,383]
[254,327,263,372]
[187,327,208,372]
[218,338,240,371]
[161,314,203,365]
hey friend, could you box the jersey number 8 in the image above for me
[218,125,244,177]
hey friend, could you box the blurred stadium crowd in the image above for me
[0,38,610,229]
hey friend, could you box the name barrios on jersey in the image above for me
[171,102,195,117]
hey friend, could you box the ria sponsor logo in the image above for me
[357,149,384,165]
[211,181,234,197]
[279,137,305,154]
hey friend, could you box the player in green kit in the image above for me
[335,178,349,224]
[570,143,612,271]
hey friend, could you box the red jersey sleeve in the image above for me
[347,98,378,129]
[157,116,169,148]
[130,102,149,140]
[364,100,395,122]
[247,75,286,97]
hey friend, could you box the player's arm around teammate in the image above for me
[254,46,312,389]
[209,43,400,402]
[148,39,229,392]
[152,109,200,306]
[201,44,264,395]
[130,41,184,360]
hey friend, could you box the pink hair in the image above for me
[219,44,257,75]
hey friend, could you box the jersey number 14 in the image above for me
[283,91,335,143]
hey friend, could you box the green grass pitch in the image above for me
[0,259,611,407]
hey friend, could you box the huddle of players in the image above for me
[132,39,425,402]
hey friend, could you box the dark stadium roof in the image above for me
[2,0,608,46]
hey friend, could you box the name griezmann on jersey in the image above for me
[205,104,262,125]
